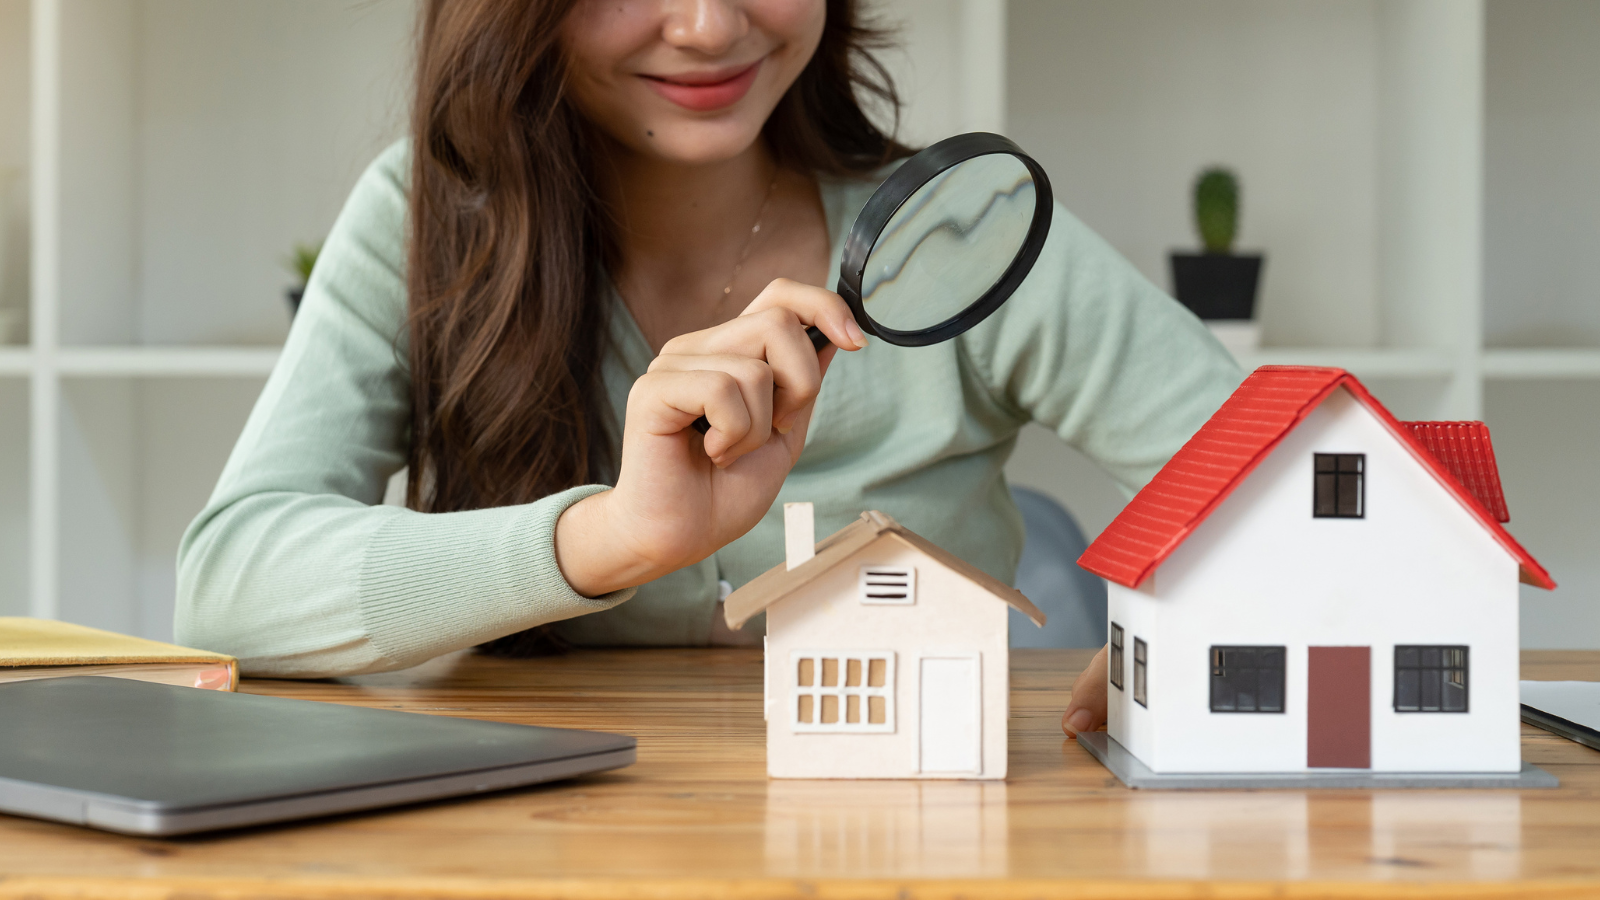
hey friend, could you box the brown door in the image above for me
[1307,646,1371,768]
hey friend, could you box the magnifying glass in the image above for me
[692,132,1052,435]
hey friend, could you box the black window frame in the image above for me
[1209,645,1287,713]
[1394,645,1469,713]
[1109,623,1125,690]
[1314,453,1366,518]
[1133,638,1148,708]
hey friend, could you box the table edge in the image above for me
[5,875,1600,900]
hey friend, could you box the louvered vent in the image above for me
[858,566,916,605]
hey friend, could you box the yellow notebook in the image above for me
[0,618,238,691]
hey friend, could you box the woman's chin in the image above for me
[626,118,772,166]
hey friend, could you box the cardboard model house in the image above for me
[723,505,1046,780]
[1078,366,1554,776]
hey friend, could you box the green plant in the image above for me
[1193,167,1239,254]
[285,241,323,286]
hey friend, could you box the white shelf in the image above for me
[1233,348,1457,379]
[0,347,30,375]
[1482,348,1600,380]
[56,346,280,377]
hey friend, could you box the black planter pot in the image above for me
[287,286,304,317]
[1169,252,1264,321]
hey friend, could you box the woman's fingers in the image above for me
[745,309,822,432]
[640,356,774,463]
[658,308,824,434]
[741,278,867,352]
[650,278,865,443]
[1062,644,1111,739]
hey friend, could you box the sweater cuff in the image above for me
[357,484,635,667]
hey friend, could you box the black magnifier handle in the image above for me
[689,324,833,435]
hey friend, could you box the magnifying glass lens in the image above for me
[691,134,1051,436]
[859,153,1038,334]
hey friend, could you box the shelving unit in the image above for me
[0,347,29,376]
[1,0,1596,646]
[8,0,413,633]
[55,347,281,377]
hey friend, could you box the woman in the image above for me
[175,0,1239,738]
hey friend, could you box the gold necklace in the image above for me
[720,172,780,307]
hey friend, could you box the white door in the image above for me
[919,654,981,775]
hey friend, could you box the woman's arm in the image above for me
[176,144,633,677]
[177,145,863,677]
[962,202,1243,495]
[555,280,865,597]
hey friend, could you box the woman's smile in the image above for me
[640,60,764,112]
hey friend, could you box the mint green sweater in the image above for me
[174,142,1241,677]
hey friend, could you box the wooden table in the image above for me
[1,649,1598,899]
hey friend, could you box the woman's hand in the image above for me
[554,279,867,597]
[1062,644,1110,738]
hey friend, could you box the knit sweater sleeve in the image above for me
[174,143,633,678]
[961,202,1244,493]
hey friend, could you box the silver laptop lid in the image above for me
[0,675,635,833]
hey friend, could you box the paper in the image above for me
[1520,680,1600,735]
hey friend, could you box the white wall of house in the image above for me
[1107,387,1521,774]
[765,534,1010,780]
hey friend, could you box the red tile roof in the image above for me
[1401,421,1510,523]
[1077,366,1553,591]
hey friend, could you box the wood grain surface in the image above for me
[1,648,1598,899]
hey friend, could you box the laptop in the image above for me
[0,675,636,836]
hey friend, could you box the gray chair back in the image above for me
[1008,486,1108,648]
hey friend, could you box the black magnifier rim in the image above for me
[836,132,1054,348]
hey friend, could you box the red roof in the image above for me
[1077,366,1553,591]
[1401,421,1510,523]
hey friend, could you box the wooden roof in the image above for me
[722,510,1048,630]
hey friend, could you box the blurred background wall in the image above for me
[0,0,1595,648]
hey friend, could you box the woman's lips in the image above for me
[641,61,762,112]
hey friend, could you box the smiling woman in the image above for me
[174,0,1241,746]
[561,0,825,149]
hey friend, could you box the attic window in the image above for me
[793,651,895,733]
[1314,453,1365,518]
[859,566,916,605]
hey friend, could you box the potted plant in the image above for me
[283,241,322,317]
[1169,167,1264,353]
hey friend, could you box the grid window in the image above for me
[1133,638,1148,708]
[793,651,895,732]
[1109,623,1125,690]
[1394,646,1468,712]
[1210,646,1286,713]
[1314,453,1365,518]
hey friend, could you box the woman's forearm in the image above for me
[177,485,632,678]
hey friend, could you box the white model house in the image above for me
[723,504,1046,780]
[1078,366,1554,776]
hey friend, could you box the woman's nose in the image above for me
[661,0,747,56]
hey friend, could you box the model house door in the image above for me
[919,654,981,775]
[1307,646,1371,768]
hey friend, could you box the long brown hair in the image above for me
[407,0,912,652]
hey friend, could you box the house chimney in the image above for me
[784,502,815,571]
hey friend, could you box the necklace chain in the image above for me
[722,172,780,304]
